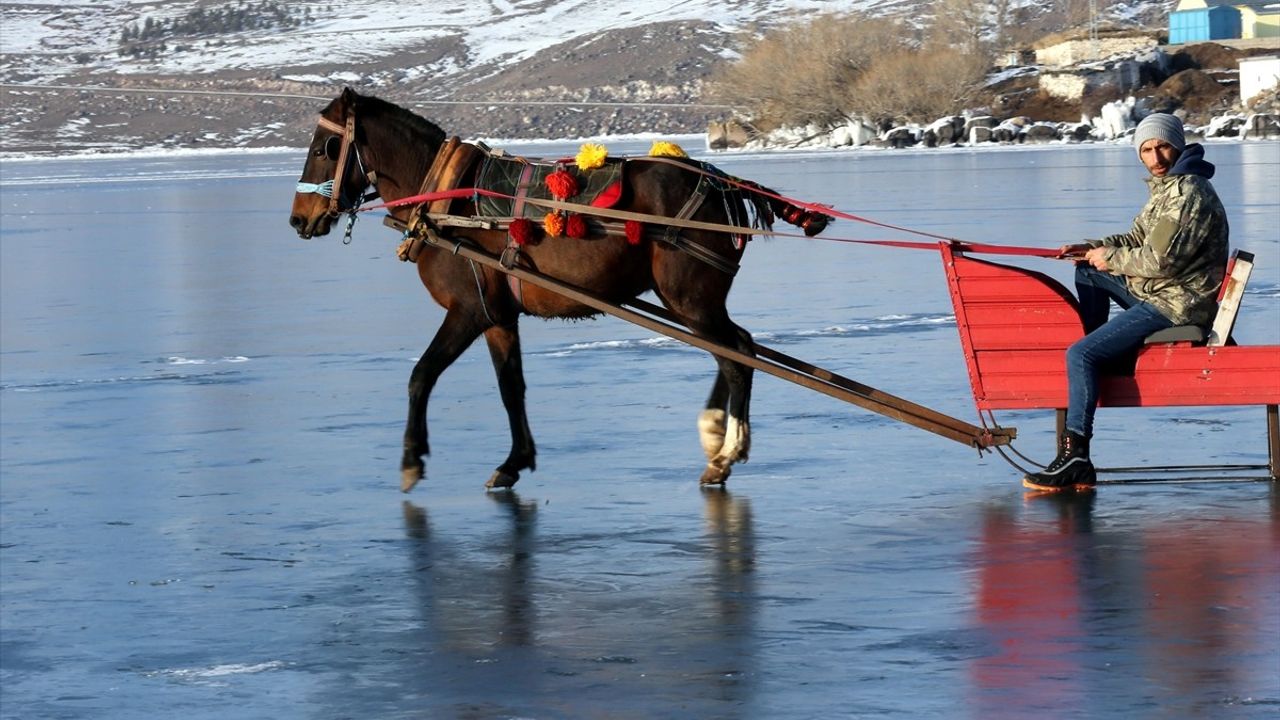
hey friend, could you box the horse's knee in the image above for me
[698,409,727,459]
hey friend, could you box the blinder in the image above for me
[324,134,342,162]
[297,113,363,218]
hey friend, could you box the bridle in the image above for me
[296,112,377,242]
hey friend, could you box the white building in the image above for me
[1239,55,1280,104]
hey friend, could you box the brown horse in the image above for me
[289,88,827,492]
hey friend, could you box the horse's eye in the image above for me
[325,135,342,162]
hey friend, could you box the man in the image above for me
[1023,113,1230,493]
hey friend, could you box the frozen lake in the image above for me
[2,139,1279,719]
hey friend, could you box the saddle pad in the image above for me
[476,155,624,219]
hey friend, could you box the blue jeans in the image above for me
[1066,266,1173,437]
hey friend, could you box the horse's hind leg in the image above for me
[402,308,486,493]
[699,372,730,460]
[688,319,754,486]
[483,323,536,490]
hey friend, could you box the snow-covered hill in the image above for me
[0,0,1170,155]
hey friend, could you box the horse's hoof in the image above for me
[699,464,730,486]
[401,467,424,493]
[486,469,519,490]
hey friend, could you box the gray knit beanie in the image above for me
[1133,113,1185,156]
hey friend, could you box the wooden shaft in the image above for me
[425,233,1013,449]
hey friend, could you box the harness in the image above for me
[295,113,378,243]
[297,110,765,314]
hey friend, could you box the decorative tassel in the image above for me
[624,220,644,246]
[576,142,608,170]
[565,213,589,239]
[509,217,536,247]
[648,140,688,158]
[543,211,565,237]
[545,167,579,200]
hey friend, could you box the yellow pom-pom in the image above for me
[648,141,687,158]
[576,143,608,170]
[543,211,565,237]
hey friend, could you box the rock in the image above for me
[706,119,754,150]
[829,118,877,147]
[1204,114,1245,137]
[1241,113,1280,139]
[926,115,965,145]
[1063,122,1093,142]
[991,121,1023,143]
[963,116,998,139]
[968,126,993,144]
[1024,123,1061,143]
[881,126,918,148]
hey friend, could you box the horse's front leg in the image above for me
[402,309,486,492]
[483,323,536,489]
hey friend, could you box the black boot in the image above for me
[1023,431,1096,493]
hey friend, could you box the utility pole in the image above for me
[1089,0,1099,60]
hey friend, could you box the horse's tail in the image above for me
[737,179,830,237]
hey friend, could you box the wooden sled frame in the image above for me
[940,242,1280,483]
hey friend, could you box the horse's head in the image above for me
[289,87,376,239]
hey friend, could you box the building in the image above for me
[1237,1,1280,39]
[1169,1,1280,44]
[1239,55,1280,103]
[1034,36,1157,66]
[1039,61,1146,101]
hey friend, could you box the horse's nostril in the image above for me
[289,215,303,229]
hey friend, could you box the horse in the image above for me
[289,88,828,492]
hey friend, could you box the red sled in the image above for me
[940,242,1280,482]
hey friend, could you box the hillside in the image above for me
[0,0,1174,155]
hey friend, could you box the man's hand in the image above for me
[1084,246,1110,271]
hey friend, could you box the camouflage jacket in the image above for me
[1089,143,1229,327]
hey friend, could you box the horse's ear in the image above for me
[339,86,358,108]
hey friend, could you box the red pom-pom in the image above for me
[545,168,579,200]
[509,217,536,247]
[565,212,589,239]
[624,220,644,246]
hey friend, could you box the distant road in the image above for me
[0,83,733,109]
[1,83,328,101]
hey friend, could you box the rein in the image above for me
[303,127,1059,259]
[362,186,1060,258]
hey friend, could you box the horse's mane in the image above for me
[353,94,447,149]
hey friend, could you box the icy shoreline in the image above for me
[6,133,1275,167]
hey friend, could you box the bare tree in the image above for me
[989,0,1014,51]
[931,0,989,54]
[852,44,992,124]
[707,13,907,130]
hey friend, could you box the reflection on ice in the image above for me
[970,494,1280,717]
[387,490,760,715]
